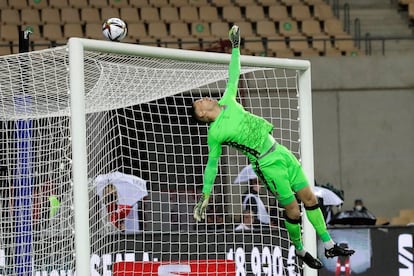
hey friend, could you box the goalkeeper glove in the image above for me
[193,193,210,222]
[228,25,240,48]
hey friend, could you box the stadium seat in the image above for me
[179,6,199,22]
[81,8,101,23]
[61,8,81,24]
[85,23,104,39]
[243,39,265,56]
[256,0,276,6]
[233,21,255,37]
[191,22,212,38]
[29,0,48,9]
[49,0,69,9]
[43,24,64,41]
[311,34,331,52]
[279,19,300,37]
[109,0,130,8]
[0,0,8,10]
[21,9,41,25]
[301,19,322,37]
[313,3,335,20]
[409,3,414,19]
[169,0,189,7]
[268,5,289,21]
[149,0,169,7]
[334,34,356,52]
[148,22,168,39]
[288,34,310,53]
[210,0,232,6]
[210,21,229,38]
[189,0,209,6]
[41,8,61,24]
[160,6,180,23]
[64,23,84,39]
[170,22,192,38]
[391,216,410,225]
[130,0,150,8]
[9,0,28,10]
[1,9,21,25]
[267,37,294,57]
[0,45,13,56]
[300,48,320,57]
[256,20,277,38]
[245,5,265,22]
[199,6,220,22]
[323,18,347,36]
[140,7,161,23]
[291,4,312,21]
[127,23,148,40]
[88,0,109,8]
[279,0,302,5]
[101,7,121,20]
[234,0,254,6]
[0,25,20,42]
[68,0,89,8]
[302,0,326,4]
[222,6,243,23]
[120,8,140,23]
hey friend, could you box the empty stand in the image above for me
[41,8,61,24]
[256,0,276,5]
[101,7,121,20]
[243,39,265,56]
[233,21,255,38]
[21,9,41,25]
[311,34,331,52]
[189,0,209,6]
[160,6,180,23]
[210,0,232,6]
[279,0,302,5]
[0,45,13,56]
[120,8,140,23]
[334,34,356,52]
[80,7,101,23]
[179,6,199,22]
[191,22,212,38]
[245,5,265,22]
[1,9,21,25]
[140,6,161,22]
[288,34,310,53]
[299,48,320,57]
[234,0,254,6]
[199,6,220,22]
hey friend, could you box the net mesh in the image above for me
[0,46,304,275]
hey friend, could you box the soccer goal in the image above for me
[0,38,316,276]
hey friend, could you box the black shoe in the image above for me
[298,252,324,269]
[325,243,355,258]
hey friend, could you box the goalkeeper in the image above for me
[191,25,355,269]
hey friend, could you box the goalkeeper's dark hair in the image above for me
[189,102,207,124]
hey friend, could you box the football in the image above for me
[102,18,127,42]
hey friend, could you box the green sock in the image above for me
[305,207,332,242]
[284,220,304,251]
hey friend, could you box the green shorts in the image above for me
[253,143,308,206]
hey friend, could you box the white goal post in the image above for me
[68,38,316,276]
[0,38,316,276]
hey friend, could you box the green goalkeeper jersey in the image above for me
[202,48,274,195]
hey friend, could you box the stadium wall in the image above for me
[308,55,414,218]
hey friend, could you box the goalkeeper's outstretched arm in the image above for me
[221,25,241,102]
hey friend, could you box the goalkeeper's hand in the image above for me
[193,193,210,222]
[228,25,240,48]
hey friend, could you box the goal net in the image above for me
[0,39,315,276]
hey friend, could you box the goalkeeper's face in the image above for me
[192,97,219,123]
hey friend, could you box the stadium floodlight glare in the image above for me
[0,38,316,276]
